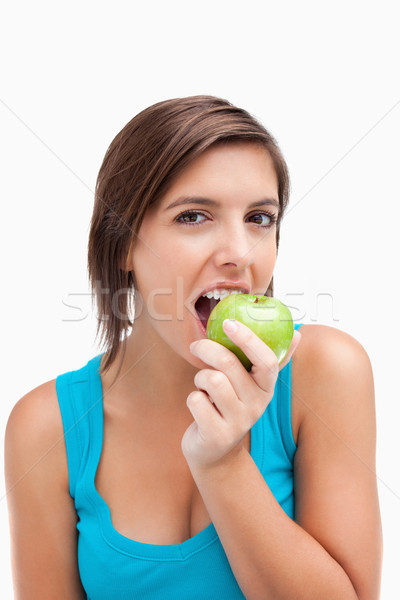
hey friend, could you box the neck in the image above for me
[100,316,199,411]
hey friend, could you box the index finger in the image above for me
[191,319,281,399]
[222,318,280,388]
[189,335,263,402]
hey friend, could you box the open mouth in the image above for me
[194,288,248,332]
[194,296,220,332]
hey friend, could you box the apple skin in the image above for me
[206,294,294,371]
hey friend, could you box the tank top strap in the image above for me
[56,355,103,498]
[278,322,303,457]
[250,322,303,465]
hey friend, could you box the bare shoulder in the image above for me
[291,324,382,597]
[5,381,86,597]
[5,379,70,499]
[6,380,66,469]
[7,379,60,425]
[294,322,372,371]
[291,323,375,445]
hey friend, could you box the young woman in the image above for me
[5,96,382,599]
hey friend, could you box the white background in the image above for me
[1,1,399,597]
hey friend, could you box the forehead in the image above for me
[160,142,279,205]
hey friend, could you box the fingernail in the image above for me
[190,341,198,353]
[223,319,239,333]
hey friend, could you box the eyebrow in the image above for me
[165,196,280,212]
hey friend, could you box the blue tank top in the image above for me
[56,323,301,599]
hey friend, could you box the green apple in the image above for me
[206,294,294,371]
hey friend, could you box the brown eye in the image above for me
[176,211,208,227]
[247,212,277,227]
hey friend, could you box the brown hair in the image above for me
[88,95,290,376]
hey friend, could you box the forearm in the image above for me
[188,447,359,600]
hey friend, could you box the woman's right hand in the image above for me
[181,320,301,469]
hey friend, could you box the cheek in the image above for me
[256,239,276,269]
[253,241,277,291]
[146,289,177,322]
[132,252,182,321]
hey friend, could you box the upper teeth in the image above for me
[202,288,245,301]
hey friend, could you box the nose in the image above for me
[212,223,255,270]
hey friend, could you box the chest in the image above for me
[95,402,252,545]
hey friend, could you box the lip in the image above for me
[192,280,251,305]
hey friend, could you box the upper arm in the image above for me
[292,325,383,599]
[4,381,86,600]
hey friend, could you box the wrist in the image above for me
[185,441,249,479]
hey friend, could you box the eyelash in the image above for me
[175,210,278,229]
